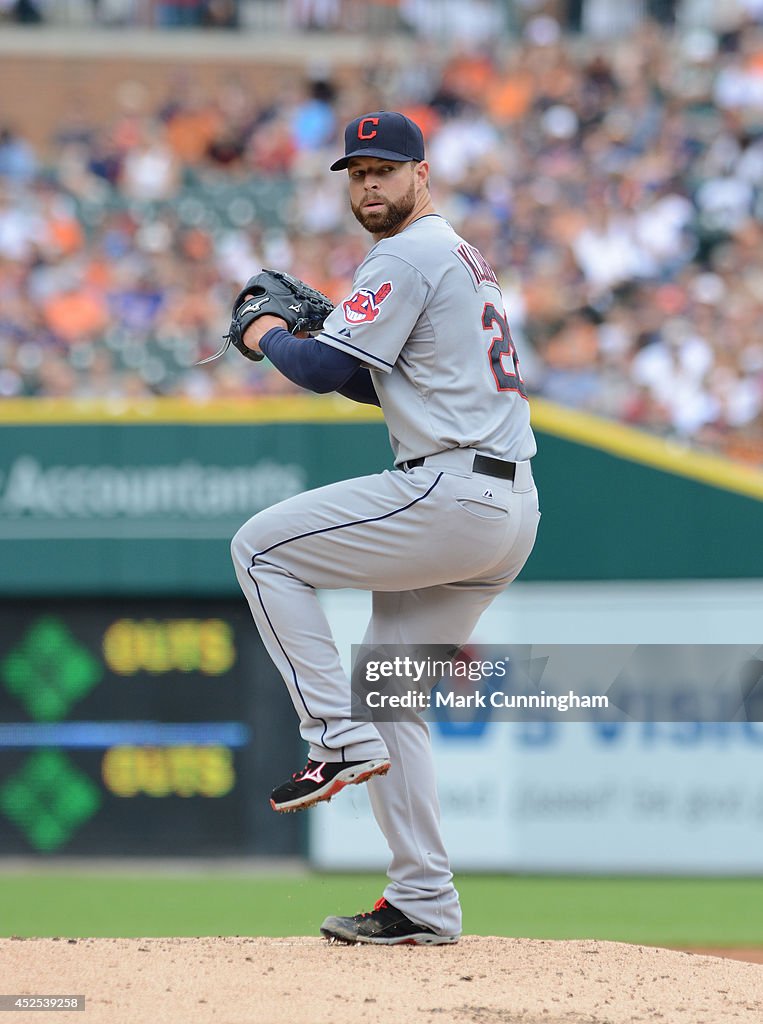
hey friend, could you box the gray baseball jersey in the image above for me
[317,214,536,466]
[232,212,540,940]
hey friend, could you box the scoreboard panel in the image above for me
[0,599,301,856]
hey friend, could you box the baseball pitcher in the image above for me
[227,111,540,945]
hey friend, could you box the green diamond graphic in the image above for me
[0,750,101,852]
[1,618,103,721]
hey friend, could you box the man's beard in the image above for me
[351,183,416,234]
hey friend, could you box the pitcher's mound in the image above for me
[2,935,762,1023]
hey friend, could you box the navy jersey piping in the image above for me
[319,332,395,369]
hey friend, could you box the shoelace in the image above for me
[360,897,389,918]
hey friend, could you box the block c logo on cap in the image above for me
[358,117,379,140]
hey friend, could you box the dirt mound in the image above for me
[2,936,762,1023]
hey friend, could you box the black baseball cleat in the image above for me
[269,757,391,813]
[320,897,459,945]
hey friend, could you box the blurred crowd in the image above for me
[0,0,474,32]
[0,0,684,35]
[2,4,763,464]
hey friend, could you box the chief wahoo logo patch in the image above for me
[342,282,393,324]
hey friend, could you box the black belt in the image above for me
[405,453,516,480]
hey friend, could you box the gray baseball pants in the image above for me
[231,449,539,937]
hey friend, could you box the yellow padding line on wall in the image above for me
[1,395,761,501]
[530,397,763,502]
[0,395,382,425]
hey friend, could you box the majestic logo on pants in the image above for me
[342,282,393,324]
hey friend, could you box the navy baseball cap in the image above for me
[330,111,425,171]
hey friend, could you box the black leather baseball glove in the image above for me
[198,269,335,365]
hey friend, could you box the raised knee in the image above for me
[231,529,246,574]
[231,518,261,571]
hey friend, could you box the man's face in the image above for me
[347,157,422,234]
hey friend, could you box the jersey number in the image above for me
[482,302,527,399]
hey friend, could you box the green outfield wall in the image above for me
[0,397,761,594]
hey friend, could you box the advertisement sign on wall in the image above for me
[310,588,763,874]
[310,719,763,874]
